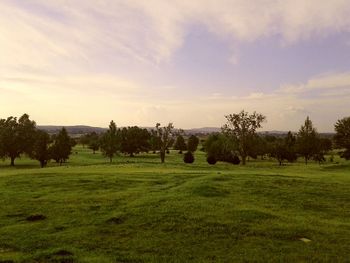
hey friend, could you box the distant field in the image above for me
[0,146,349,262]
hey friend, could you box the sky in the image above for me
[1,0,350,132]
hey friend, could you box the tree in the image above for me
[297,116,319,164]
[204,133,238,164]
[312,137,333,164]
[0,114,36,166]
[284,131,298,162]
[120,126,150,157]
[30,129,51,168]
[154,123,175,163]
[183,151,194,163]
[187,135,199,153]
[222,110,266,165]
[174,135,187,154]
[149,129,161,154]
[80,134,90,148]
[50,127,72,165]
[87,132,100,154]
[100,121,120,163]
[334,116,350,160]
[271,139,288,166]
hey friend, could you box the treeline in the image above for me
[0,114,75,167]
[0,111,349,168]
[0,115,198,167]
[81,122,199,164]
[204,111,350,165]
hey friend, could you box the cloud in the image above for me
[1,0,350,69]
[280,72,350,93]
[1,1,349,131]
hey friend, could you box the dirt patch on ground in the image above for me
[26,214,46,221]
[106,216,125,224]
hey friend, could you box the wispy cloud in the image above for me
[1,1,349,131]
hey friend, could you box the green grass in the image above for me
[0,146,350,262]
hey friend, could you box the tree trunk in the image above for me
[241,155,246,165]
[305,157,308,165]
[160,151,165,163]
[10,156,15,166]
[109,157,112,163]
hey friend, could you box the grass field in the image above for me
[0,146,350,262]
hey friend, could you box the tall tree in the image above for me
[187,135,199,153]
[100,121,120,163]
[334,116,350,160]
[0,114,36,166]
[30,129,51,168]
[222,110,266,165]
[174,135,187,154]
[155,123,175,163]
[297,116,319,164]
[50,127,72,165]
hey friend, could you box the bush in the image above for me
[232,155,240,165]
[207,155,217,165]
[184,151,194,163]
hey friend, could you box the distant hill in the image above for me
[38,125,107,135]
[38,125,334,137]
[184,127,221,134]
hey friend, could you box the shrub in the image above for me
[184,151,194,163]
[232,155,240,165]
[207,155,217,165]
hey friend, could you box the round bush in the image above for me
[184,151,195,164]
[206,155,217,165]
[232,155,240,165]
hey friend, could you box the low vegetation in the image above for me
[0,147,349,262]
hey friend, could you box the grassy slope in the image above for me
[0,146,349,262]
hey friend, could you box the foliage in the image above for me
[0,114,36,166]
[49,127,72,165]
[297,117,319,164]
[187,135,200,152]
[154,123,175,163]
[29,129,51,168]
[120,126,150,157]
[100,121,120,163]
[269,132,298,165]
[204,133,238,164]
[222,110,266,165]
[183,151,195,163]
[174,135,187,153]
[206,155,217,165]
[87,132,100,154]
[149,129,161,153]
[334,116,350,160]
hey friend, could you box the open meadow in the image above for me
[0,146,350,262]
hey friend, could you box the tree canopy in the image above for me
[154,123,175,163]
[100,121,120,163]
[222,110,266,165]
[334,116,350,160]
